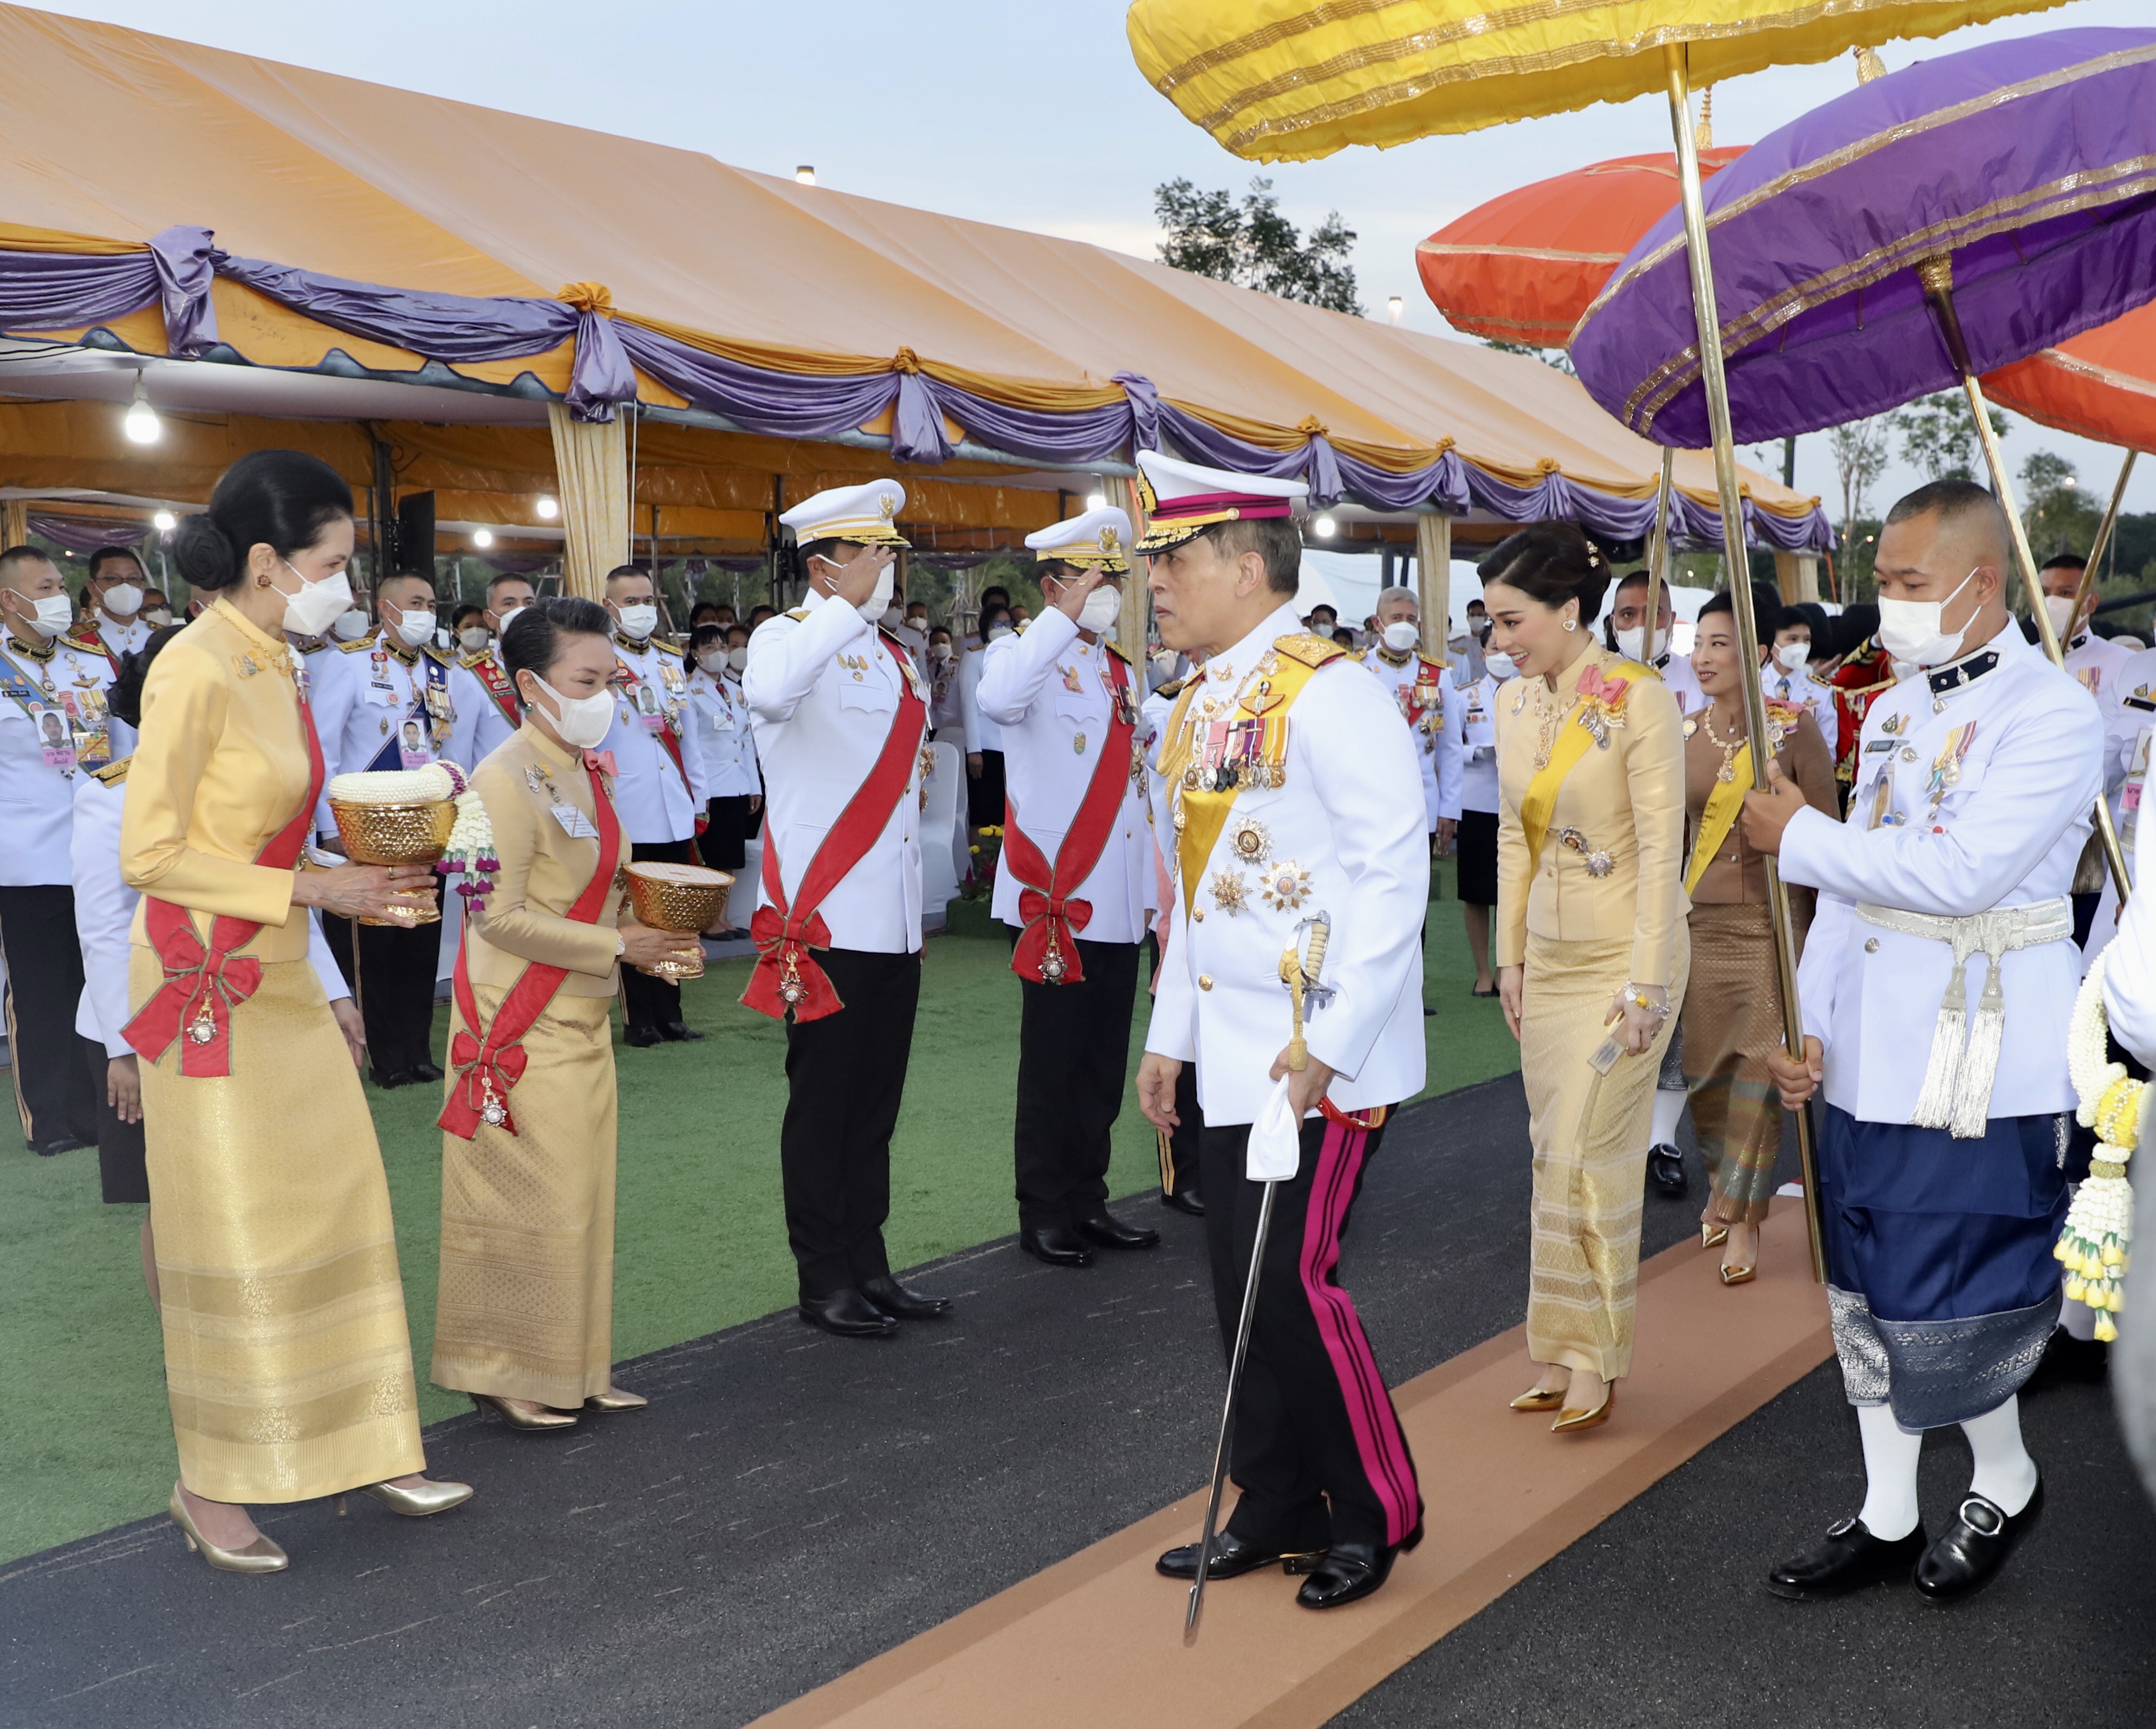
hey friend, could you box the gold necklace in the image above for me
[1531,678,1577,770]
[1699,704,1746,783]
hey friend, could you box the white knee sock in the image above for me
[1650,1087,1687,1148]
[1854,1403,1923,1540]
[1962,1395,2040,1515]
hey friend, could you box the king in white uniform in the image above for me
[978,507,1161,1267]
[1748,482,2099,1605]
[1133,452,1427,1612]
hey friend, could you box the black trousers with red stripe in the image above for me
[1200,1112,1421,1553]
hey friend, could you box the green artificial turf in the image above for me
[0,860,1516,1564]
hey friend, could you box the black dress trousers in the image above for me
[1011,935,1140,1232]
[321,876,444,1082]
[781,945,921,1298]
[1160,1060,1204,1199]
[1199,1112,1421,1555]
[0,883,102,1153]
[622,839,698,1032]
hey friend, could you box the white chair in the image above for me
[920,740,963,930]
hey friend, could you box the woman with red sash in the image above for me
[432,598,700,1430]
[124,451,467,1575]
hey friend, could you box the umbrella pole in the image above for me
[1642,446,1674,664]
[2071,449,2139,630]
[1917,256,2132,905]
[1663,43,1827,1285]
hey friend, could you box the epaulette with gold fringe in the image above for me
[91,754,132,787]
[337,630,381,653]
[1272,632,1348,670]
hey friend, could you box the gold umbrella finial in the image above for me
[1855,44,1888,83]
[1917,253,1954,296]
[1694,85,1713,150]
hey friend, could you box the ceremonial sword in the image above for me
[1185,911,1333,1645]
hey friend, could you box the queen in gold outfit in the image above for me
[1486,524,1689,1435]
[432,598,700,1430]
[125,451,469,1575]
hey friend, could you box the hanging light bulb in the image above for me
[536,495,560,520]
[795,165,817,186]
[152,510,177,532]
[1387,296,1404,324]
[472,528,495,549]
[1313,515,1338,539]
[122,374,160,444]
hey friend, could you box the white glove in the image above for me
[1246,1074,1302,1182]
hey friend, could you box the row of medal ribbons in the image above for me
[1181,714,1290,793]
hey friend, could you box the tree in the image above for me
[1826,416,1888,555]
[1155,177,1362,315]
[1887,390,2006,483]
[2018,449,2100,560]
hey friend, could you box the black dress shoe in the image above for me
[1647,1144,1688,1197]
[1161,1188,1206,1218]
[1765,1516,1928,1600]
[1915,1482,2042,1603]
[1075,1209,1160,1251]
[411,1061,444,1083]
[1295,1525,1421,1609]
[622,1025,665,1048]
[31,1135,88,1157]
[797,1290,899,1339]
[372,1068,421,1090]
[1019,1224,1093,1267]
[1156,1530,1326,1581]
[660,1021,705,1042]
[861,1274,952,1319]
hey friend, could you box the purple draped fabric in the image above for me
[149,225,219,357]
[0,248,158,335]
[613,322,900,440]
[1574,28,2156,446]
[29,515,151,554]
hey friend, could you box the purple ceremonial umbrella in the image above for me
[1571,28,2156,449]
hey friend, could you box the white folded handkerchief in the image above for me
[1246,1076,1303,1182]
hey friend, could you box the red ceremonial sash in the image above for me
[439,755,622,1139]
[470,651,520,731]
[742,632,926,1024]
[121,677,326,1078]
[1001,649,1136,985]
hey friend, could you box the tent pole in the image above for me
[1665,42,1825,1284]
[1919,256,2131,905]
[1642,445,1674,665]
[2072,448,2138,626]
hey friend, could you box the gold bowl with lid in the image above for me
[326,800,454,926]
[624,861,731,979]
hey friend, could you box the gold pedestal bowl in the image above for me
[625,862,732,980]
[327,799,454,927]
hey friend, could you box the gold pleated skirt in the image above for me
[1681,901,1798,1228]
[133,950,424,1504]
[1519,928,1689,1381]
[432,987,618,1409]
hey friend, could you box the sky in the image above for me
[40,0,2156,521]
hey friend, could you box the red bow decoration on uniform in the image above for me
[1576,663,1633,705]
[1003,819,1095,985]
[444,1024,531,1135]
[122,903,265,1078]
[743,899,842,1021]
[582,748,618,778]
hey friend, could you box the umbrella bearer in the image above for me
[1132,450,1428,1611]
[978,507,1161,1269]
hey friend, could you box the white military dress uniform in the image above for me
[1134,449,1425,1564]
[1361,640,1464,834]
[444,636,522,772]
[73,608,154,667]
[744,479,937,1316]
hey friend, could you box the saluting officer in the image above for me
[1362,585,1462,861]
[979,508,1160,1268]
[743,480,949,1341]
[0,545,114,1153]
[596,565,707,1045]
[1132,451,1428,1612]
[310,568,455,1088]
[445,573,536,772]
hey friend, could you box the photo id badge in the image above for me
[31,703,74,769]
[398,719,431,769]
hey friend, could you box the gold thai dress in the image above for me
[1679,701,1835,1226]
[122,597,424,1504]
[1495,645,1689,1382]
[432,726,626,1409]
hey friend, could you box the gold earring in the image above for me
[256,571,274,588]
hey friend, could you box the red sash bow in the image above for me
[1002,648,1135,985]
[742,631,926,1024]
[122,676,325,1078]
[439,756,622,1139]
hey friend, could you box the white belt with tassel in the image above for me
[1856,897,2074,1139]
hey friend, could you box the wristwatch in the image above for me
[615,930,627,957]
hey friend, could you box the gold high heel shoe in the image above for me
[337,1479,475,1518]
[168,1484,287,1575]
[1701,1222,1729,1250]
[470,1391,577,1432]
[1719,1261,1758,1286]
[584,1387,650,1412]
[1553,1384,1616,1434]
[1509,1386,1568,1411]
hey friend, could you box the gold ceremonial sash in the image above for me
[1684,741,1752,896]
[1519,660,1650,875]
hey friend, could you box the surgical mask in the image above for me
[931,643,953,664]
[907,613,928,631]
[103,582,144,617]
[614,602,658,640]
[142,607,172,628]
[697,649,728,675]
[1473,618,1492,642]
[1774,642,1810,671]
[1615,625,1664,663]
[1380,621,1420,653]
[1078,587,1122,633]
[17,593,74,638]
[332,607,371,642]
[458,626,490,653]
[1876,568,1977,669]
[881,604,905,629]
[986,623,1014,642]
[391,607,437,650]
[280,563,353,640]
[725,647,748,674]
[1483,651,1517,679]
[493,604,528,637]
[531,675,615,749]
[2044,593,2080,638]
[859,564,895,621]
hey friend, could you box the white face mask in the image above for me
[15,593,74,639]
[142,607,172,628]
[1876,568,1978,669]
[986,623,1014,642]
[859,564,895,622]
[880,603,905,629]
[1077,587,1122,633]
[614,602,658,640]
[458,626,491,652]
[103,582,145,618]
[279,562,354,640]
[906,613,928,632]
[1774,641,1810,671]
[530,674,615,750]
[1483,651,1517,680]
[931,642,953,663]
[391,607,437,650]
[492,603,528,637]
[2044,593,2080,638]
[332,607,371,642]
[697,649,728,675]
[1615,624,1666,663]
[725,646,748,674]
[1380,620,1420,653]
